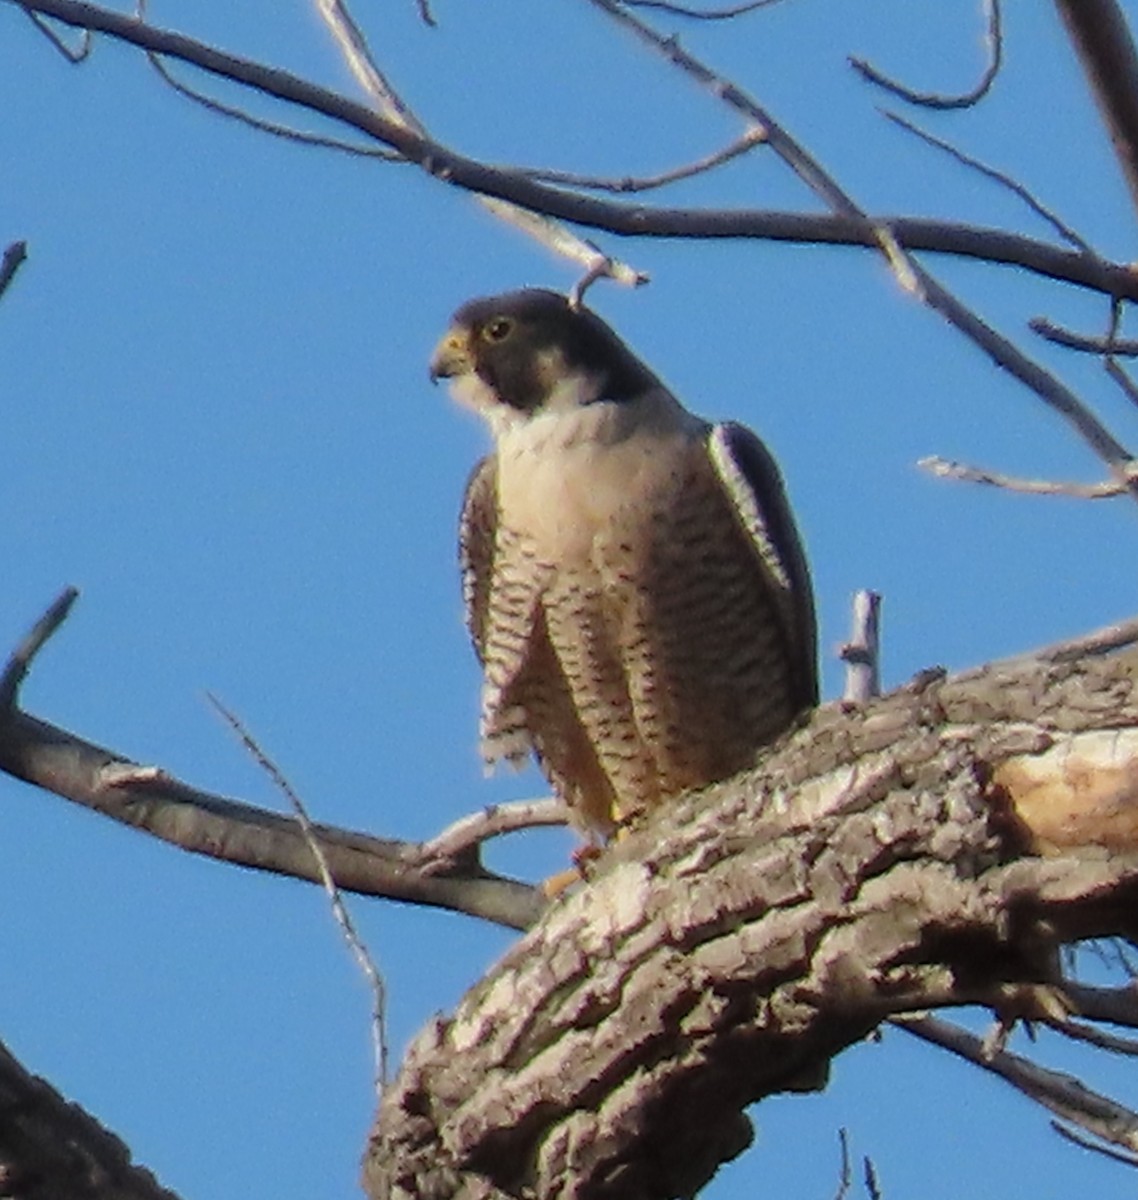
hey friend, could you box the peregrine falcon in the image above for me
[430,288,817,838]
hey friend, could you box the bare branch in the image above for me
[312,0,424,135]
[0,585,79,708]
[208,694,390,1091]
[521,127,767,194]
[145,49,399,159]
[479,196,649,292]
[10,0,1138,305]
[850,0,1003,109]
[1054,0,1138,219]
[1031,315,1138,355]
[1051,1121,1138,1168]
[894,1014,1138,1157]
[24,6,90,60]
[415,0,436,28]
[839,590,881,702]
[831,1129,852,1200]
[585,0,1138,498]
[417,798,571,871]
[0,594,544,930]
[0,239,28,303]
[1044,1016,1138,1057]
[1106,356,1138,409]
[862,1157,883,1200]
[620,0,789,19]
[883,110,1094,254]
[918,455,1124,499]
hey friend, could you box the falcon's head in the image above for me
[429,289,658,427]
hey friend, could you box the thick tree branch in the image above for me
[0,592,545,931]
[0,1039,182,1200]
[8,0,1138,304]
[363,629,1138,1200]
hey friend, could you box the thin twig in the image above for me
[146,49,399,158]
[417,797,570,870]
[1106,356,1138,409]
[621,0,788,19]
[895,1014,1138,1156]
[832,1128,852,1200]
[583,0,1138,500]
[24,6,90,60]
[1045,1017,1138,1057]
[862,1157,882,1200]
[850,0,1002,109]
[414,0,436,27]
[478,195,649,291]
[312,0,424,135]
[16,0,1138,308]
[0,240,28,303]
[0,587,79,710]
[883,110,1094,254]
[839,590,881,702]
[1052,1120,1138,1168]
[1031,316,1138,355]
[208,693,390,1092]
[520,127,766,194]
[918,455,1123,498]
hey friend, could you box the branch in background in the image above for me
[9,0,1138,305]
[883,110,1094,254]
[1054,0,1138,219]
[850,0,1002,109]
[1031,315,1138,355]
[0,591,546,932]
[918,455,1124,499]
[894,1014,1138,1161]
[839,590,881,702]
[584,0,1138,501]
[0,240,28,303]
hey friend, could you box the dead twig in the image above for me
[208,694,390,1090]
[521,126,766,194]
[23,6,90,59]
[620,0,788,18]
[1051,1120,1138,1167]
[883,111,1094,254]
[417,798,571,871]
[894,1013,1138,1158]
[839,590,881,702]
[850,0,1002,109]
[918,455,1124,499]
[1030,316,1138,355]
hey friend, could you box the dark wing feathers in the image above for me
[458,455,498,664]
[710,421,818,711]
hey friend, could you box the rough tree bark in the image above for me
[362,631,1138,1200]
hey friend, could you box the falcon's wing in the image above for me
[458,455,498,665]
[709,421,819,711]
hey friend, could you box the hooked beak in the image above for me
[429,327,473,384]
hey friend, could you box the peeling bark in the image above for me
[363,640,1138,1200]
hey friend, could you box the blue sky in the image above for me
[2,1,1137,1197]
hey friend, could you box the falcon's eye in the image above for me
[483,317,514,343]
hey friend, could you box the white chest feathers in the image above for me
[492,389,702,566]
